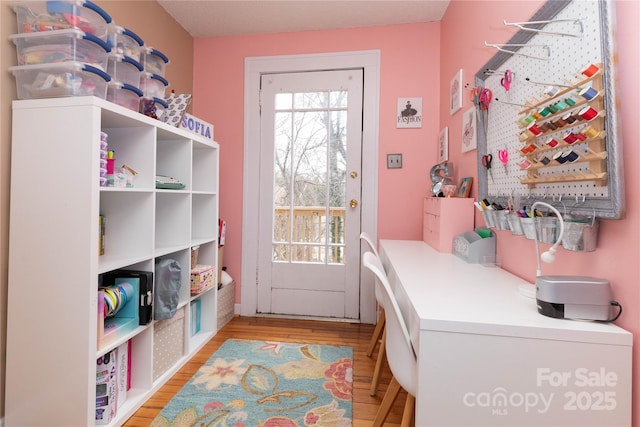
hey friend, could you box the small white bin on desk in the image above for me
[452,229,496,263]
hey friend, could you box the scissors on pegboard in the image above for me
[470,86,492,110]
[482,153,494,183]
[501,69,513,91]
[471,86,492,136]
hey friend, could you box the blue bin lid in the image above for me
[148,48,169,64]
[121,27,144,47]
[119,83,143,97]
[147,73,169,87]
[83,63,111,81]
[153,97,169,108]
[46,0,113,24]
[83,31,111,52]
[122,55,143,71]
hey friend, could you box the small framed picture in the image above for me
[397,97,423,128]
[457,177,473,198]
[449,69,463,115]
[438,127,449,163]
[461,106,477,153]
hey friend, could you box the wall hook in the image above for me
[503,18,584,38]
[525,77,576,89]
[484,42,551,60]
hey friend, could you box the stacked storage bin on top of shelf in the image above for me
[106,25,144,112]
[139,47,170,120]
[8,0,113,99]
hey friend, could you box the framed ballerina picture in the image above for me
[397,97,422,128]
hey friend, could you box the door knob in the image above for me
[350,171,358,178]
[350,199,358,208]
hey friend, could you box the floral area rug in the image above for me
[151,338,353,427]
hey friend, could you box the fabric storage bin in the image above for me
[9,61,110,99]
[11,0,113,42]
[139,97,168,120]
[106,53,142,88]
[152,306,185,380]
[108,25,144,62]
[106,81,142,112]
[190,264,215,295]
[141,47,169,76]
[139,72,169,99]
[217,281,235,329]
[10,28,111,69]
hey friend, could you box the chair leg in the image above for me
[366,309,385,357]
[373,376,402,427]
[400,393,416,427]
[369,327,386,396]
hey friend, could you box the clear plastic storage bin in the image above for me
[9,61,110,99]
[141,47,169,76]
[108,25,144,62]
[11,0,113,42]
[10,28,111,69]
[139,97,168,120]
[106,54,142,88]
[139,72,168,99]
[107,81,143,112]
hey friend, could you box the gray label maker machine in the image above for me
[536,276,622,322]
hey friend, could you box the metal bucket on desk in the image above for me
[535,216,558,244]
[495,210,510,231]
[520,217,537,239]
[482,210,496,228]
[562,216,599,252]
[507,213,524,235]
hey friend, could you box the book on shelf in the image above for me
[190,300,201,336]
[115,341,130,410]
[163,93,192,127]
[95,350,117,425]
[98,215,105,256]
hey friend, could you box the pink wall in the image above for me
[193,22,441,287]
[440,0,640,422]
[195,1,640,422]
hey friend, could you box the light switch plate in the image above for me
[387,153,402,169]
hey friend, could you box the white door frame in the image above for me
[241,50,380,324]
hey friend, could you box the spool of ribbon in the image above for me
[539,156,551,165]
[545,138,559,148]
[581,63,599,78]
[553,151,568,164]
[579,86,598,101]
[538,107,551,117]
[578,105,599,121]
[563,131,579,144]
[583,126,600,139]
[562,112,578,125]
[561,150,580,163]
[527,122,542,136]
[101,282,134,318]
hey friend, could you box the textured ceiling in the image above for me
[157,0,450,38]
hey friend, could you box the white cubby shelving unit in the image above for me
[6,96,219,426]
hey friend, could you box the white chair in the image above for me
[361,232,386,396]
[363,251,418,427]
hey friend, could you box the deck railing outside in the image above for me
[273,206,346,263]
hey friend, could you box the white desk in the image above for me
[379,240,632,427]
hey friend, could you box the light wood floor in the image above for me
[123,316,407,426]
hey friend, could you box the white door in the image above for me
[257,69,363,318]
